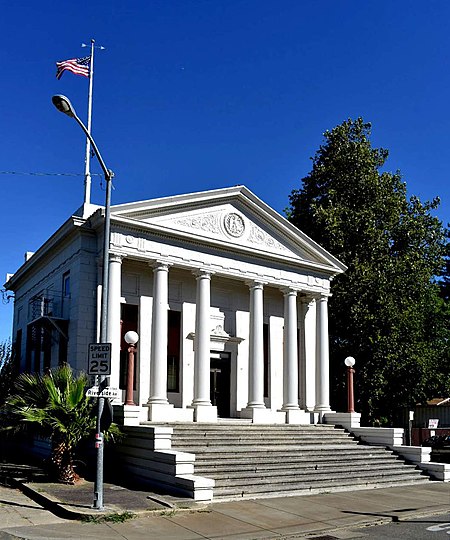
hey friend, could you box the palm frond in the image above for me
[4,364,120,483]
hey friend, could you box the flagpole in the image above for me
[83,39,95,206]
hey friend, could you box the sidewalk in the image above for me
[2,462,450,539]
[1,461,194,518]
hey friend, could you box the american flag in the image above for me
[56,56,90,80]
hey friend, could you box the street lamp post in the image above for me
[52,94,113,510]
[124,331,139,406]
[344,356,356,413]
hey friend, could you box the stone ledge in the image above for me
[351,427,404,447]
[323,412,361,429]
[416,461,450,482]
[392,445,431,464]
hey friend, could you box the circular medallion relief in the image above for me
[224,213,245,237]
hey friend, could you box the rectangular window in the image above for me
[167,310,181,392]
[25,325,33,372]
[42,326,51,373]
[61,272,70,320]
[33,324,42,373]
[62,272,70,298]
[13,329,22,374]
[167,356,180,393]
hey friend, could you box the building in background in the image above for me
[5,186,346,424]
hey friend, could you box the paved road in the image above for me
[354,513,450,539]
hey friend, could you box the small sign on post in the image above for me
[88,343,112,375]
[86,386,120,399]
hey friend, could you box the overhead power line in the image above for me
[0,171,102,178]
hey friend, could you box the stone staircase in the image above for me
[170,423,430,500]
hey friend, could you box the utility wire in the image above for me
[0,171,102,177]
[0,170,116,193]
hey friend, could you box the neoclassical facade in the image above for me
[6,186,346,424]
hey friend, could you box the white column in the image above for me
[106,253,122,392]
[315,294,331,412]
[192,271,212,406]
[191,271,216,422]
[148,262,170,405]
[299,296,316,411]
[282,289,299,410]
[246,282,265,409]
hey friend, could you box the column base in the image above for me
[144,403,195,422]
[188,405,218,423]
[283,408,313,425]
[314,405,333,412]
[240,407,285,424]
[144,402,173,422]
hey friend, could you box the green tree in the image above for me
[0,339,14,403]
[440,228,450,302]
[4,364,120,484]
[288,118,449,423]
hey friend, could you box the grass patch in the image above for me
[159,509,177,517]
[82,511,136,524]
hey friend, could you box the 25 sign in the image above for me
[88,343,112,375]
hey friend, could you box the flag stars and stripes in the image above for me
[56,56,90,80]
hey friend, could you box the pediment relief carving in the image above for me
[175,212,221,235]
[172,209,289,254]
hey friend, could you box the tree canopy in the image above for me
[288,118,449,424]
[0,339,14,404]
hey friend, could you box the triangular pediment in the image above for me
[111,186,346,274]
[148,203,300,257]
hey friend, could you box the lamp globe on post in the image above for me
[344,356,356,413]
[124,331,139,406]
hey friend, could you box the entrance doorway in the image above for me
[210,352,231,418]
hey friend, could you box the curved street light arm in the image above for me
[71,113,113,181]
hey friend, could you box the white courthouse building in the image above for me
[6,186,346,425]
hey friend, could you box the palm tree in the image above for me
[5,364,119,484]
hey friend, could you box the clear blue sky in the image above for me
[1,1,449,342]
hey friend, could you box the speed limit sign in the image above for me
[88,343,112,375]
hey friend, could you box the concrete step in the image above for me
[167,423,431,500]
[213,474,430,500]
[170,425,359,449]
[193,446,393,460]
[194,457,408,474]
[203,463,422,482]
[171,434,353,446]
[213,470,429,490]
[169,424,345,434]
[168,425,345,435]
[171,443,369,455]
